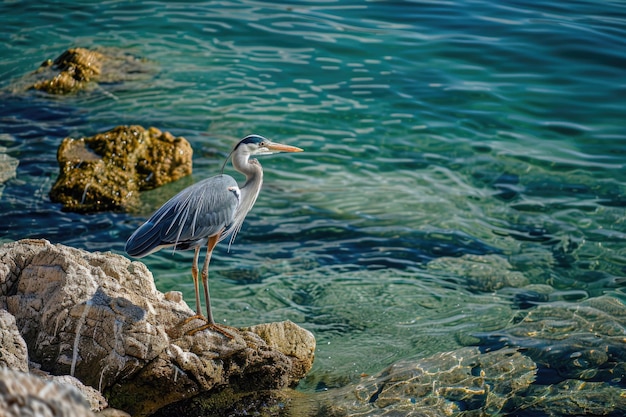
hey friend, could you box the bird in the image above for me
[125,134,303,336]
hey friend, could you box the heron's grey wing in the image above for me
[125,175,240,257]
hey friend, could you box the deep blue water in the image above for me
[1,0,625,402]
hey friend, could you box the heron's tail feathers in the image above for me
[125,221,163,258]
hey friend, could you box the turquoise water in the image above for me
[1,0,625,402]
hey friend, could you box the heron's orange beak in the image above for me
[266,142,304,153]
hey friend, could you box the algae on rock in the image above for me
[49,125,193,212]
[26,47,154,95]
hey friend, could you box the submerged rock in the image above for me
[0,146,18,200]
[427,254,529,292]
[311,322,626,417]
[314,347,536,416]
[0,239,315,417]
[473,296,626,384]
[22,47,154,95]
[0,147,18,185]
[49,125,193,212]
[521,379,626,416]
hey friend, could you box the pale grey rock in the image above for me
[0,239,315,417]
[48,375,109,412]
[0,309,28,372]
[0,368,97,417]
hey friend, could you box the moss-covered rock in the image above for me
[314,347,536,417]
[49,125,192,212]
[26,47,153,95]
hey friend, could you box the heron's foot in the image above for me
[181,314,205,326]
[188,322,235,339]
[182,315,235,339]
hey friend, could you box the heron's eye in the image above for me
[259,142,266,146]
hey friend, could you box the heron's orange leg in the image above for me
[201,233,220,324]
[191,246,202,316]
[185,233,235,339]
[182,246,211,327]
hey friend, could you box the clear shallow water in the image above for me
[1,0,625,398]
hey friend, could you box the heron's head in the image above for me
[236,135,303,156]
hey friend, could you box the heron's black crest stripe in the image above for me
[225,135,267,173]
[237,134,266,147]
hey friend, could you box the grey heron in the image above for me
[125,135,303,336]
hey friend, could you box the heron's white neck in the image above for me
[222,150,264,248]
[232,152,263,189]
[232,151,263,219]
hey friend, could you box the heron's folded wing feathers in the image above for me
[125,175,239,257]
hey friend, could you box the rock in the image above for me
[31,48,103,94]
[0,239,315,417]
[0,146,18,200]
[473,296,626,384]
[427,254,529,292]
[0,309,28,372]
[48,375,110,412]
[522,379,626,416]
[314,347,536,416]
[0,368,99,417]
[25,47,154,95]
[49,125,193,212]
[0,146,18,184]
[150,387,308,417]
[245,320,316,383]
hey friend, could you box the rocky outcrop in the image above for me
[0,239,315,417]
[25,47,154,95]
[49,125,193,212]
[0,310,28,372]
[0,369,103,417]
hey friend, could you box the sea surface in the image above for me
[1,0,625,411]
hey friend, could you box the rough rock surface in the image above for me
[0,368,100,417]
[25,47,154,95]
[0,239,315,417]
[0,309,28,372]
[49,125,193,212]
[245,320,317,381]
